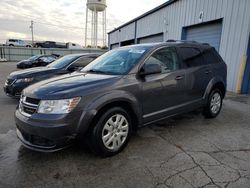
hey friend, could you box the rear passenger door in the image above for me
[177,47,213,101]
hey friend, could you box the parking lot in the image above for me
[0,62,250,188]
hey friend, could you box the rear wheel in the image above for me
[88,107,131,157]
[203,89,223,118]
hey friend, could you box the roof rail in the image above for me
[166,39,198,43]
[166,40,211,47]
[201,43,210,46]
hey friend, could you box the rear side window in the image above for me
[203,48,223,64]
[178,47,204,67]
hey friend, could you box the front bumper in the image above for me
[15,109,84,152]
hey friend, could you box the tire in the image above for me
[203,89,223,118]
[88,107,132,157]
[9,44,14,47]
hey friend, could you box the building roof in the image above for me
[108,0,178,34]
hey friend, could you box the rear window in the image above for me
[178,47,204,67]
[202,48,223,64]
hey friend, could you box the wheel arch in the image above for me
[204,77,226,102]
[77,91,143,137]
[90,100,140,131]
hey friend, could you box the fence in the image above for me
[0,46,107,62]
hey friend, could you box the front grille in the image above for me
[23,105,37,114]
[26,97,40,105]
[6,78,16,85]
[19,96,40,116]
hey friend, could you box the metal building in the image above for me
[108,0,250,93]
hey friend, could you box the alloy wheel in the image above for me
[102,114,129,151]
[210,92,221,114]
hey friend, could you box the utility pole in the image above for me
[30,20,34,47]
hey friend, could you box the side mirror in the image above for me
[68,65,81,72]
[139,63,161,76]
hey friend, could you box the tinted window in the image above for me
[203,48,222,64]
[40,56,56,63]
[145,47,179,73]
[178,47,204,67]
[28,55,40,61]
[47,55,80,69]
[73,57,94,68]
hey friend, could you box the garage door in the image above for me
[182,20,222,51]
[138,33,164,44]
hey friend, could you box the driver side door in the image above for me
[141,47,187,124]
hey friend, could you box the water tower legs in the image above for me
[85,7,88,47]
[85,4,107,48]
[103,10,106,47]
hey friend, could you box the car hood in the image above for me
[9,67,59,79]
[17,60,32,65]
[23,72,121,99]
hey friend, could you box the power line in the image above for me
[34,21,85,30]
[0,19,115,32]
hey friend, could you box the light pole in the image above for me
[30,20,34,47]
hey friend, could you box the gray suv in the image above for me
[15,41,227,157]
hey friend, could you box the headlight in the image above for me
[37,97,81,114]
[16,78,34,83]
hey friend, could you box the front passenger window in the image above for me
[144,47,179,73]
[73,57,94,68]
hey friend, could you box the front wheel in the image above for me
[203,89,223,118]
[88,107,132,157]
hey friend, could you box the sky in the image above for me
[0,0,167,46]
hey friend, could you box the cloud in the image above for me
[0,0,166,46]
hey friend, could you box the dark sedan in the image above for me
[16,54,59,69]
[4,53,101,98]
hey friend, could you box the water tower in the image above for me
[85,0,107,48]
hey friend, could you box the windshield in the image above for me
[47,55,80,69]
[82,48,147,75]
[28,55,39,61]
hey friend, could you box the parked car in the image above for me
[35,41,66,48]
[15,41,227,156]
[4,53,100,98]
[16,55,59,69]
[6,39,32,47]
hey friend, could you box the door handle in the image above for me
[175,75,184,80]
[205,70,212,74]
